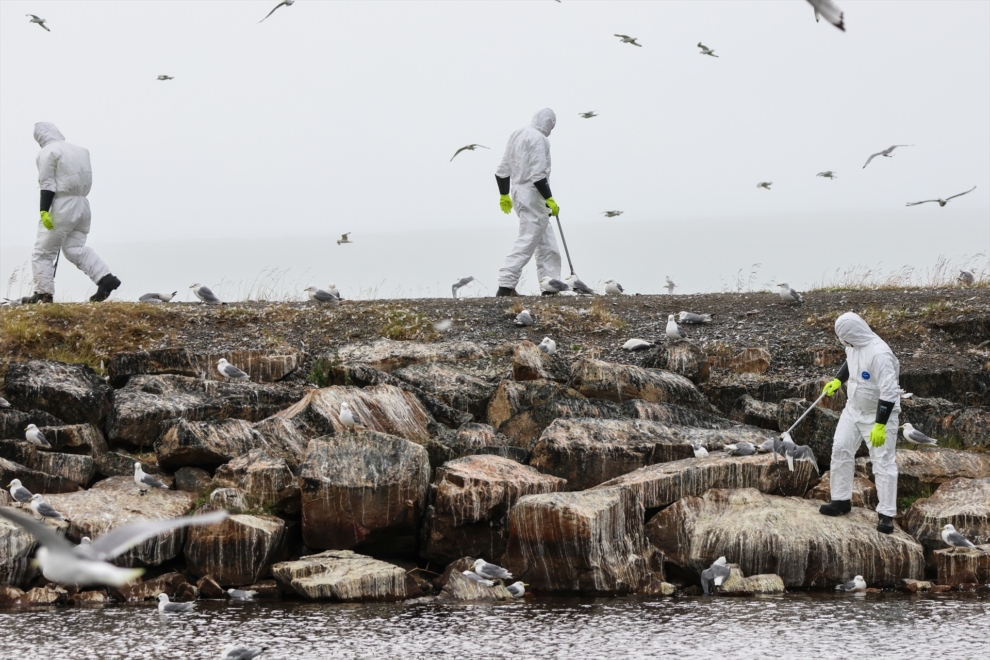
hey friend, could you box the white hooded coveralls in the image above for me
[830,312,900,517]
[31,122,111,295]
[495,109,562,289]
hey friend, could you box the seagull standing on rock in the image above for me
[134,463,169,494]
[339,402,360,430]
[473,558,513,580]
[835,575,866,592]
[538,337,557,355]
[30,494,66,521]
[666,315,687,342]
[7,479,34,504]
[217,358,250,382]
[24,424,51,448]
[899,423,938,448]
[941,524,976,551]
[777,283,804,304]
[190,283,220,303]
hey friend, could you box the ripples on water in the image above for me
[1,594,987,659]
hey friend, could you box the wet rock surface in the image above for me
[156,418,270,470]
[856,448,990,497]
[4,361,112,425]
[0,516,37,588]
[0,457,82,494]
[903,478,990,553]
[336,339,487,372]
[272,550,411,601]
[108,347,303,385]
[184,513,288,586]
[805,471,879,510]
[392,364,496,421]
[436,557,514,602]
[934,545,990,584]
[0,409,65,440]
[213,449,299,513]
[569,359,713,411]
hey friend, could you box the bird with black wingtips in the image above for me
[30,494,66,521]
[134,462,169,494]
[941,524,976,551]
[259,0,294,23]
[906,186,976,208]
[139,291,176,302]
[24,423,51,448]
[217,358,250,382]
[304,286,338,303]
[777,283,804,304]
[473,558,512,580]
[190,283,221,303]
[158,593,195,613]
[835,575,866,592]
[452,276,475,299]
[862,145,912,169]
[7,479,34,504]
[700,557,731,595]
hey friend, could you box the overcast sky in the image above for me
[1,1,988,298]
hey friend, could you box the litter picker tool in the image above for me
[783,390,828,437]
[52,249,61,278]
[554,213,575,277]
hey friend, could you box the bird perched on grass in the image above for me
[835,575,866,592]
[666,315,687,342]
[777,283,804,304]
[24,424,51,448]
[506,582,528,597]
[862,145,912,169]
[134,463,169,495]
[899,423,938,448]
[941,524,976,551]
[337,233,353,245]
[451,276,475,299]
[906,186,976,208]
[514,309,534,327]
[697,42,718,57]
[304,286,339,303]
[190,283,221,303]
[578,111,598,119]
[217,358,250,382]
[227,588,258,601]
[473,558,512,580]
[450,144,489,161]
[30,494,66,521]
[604,280,624,295]
[157,75,174,81]
[957,270,975,286]
[701,557,731,595]
[259,0,294,23]
[538,337,557,355]
[614,34,642,47]
[26,14,50,31]
[139,291,176,302]
[756,181,772,190]
[564,274,595,295]
[817,171,837,179]
[7,479,33,504]
[158,593,195,613]
[339,402,360,430]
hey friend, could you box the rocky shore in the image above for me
[2,288,989,607]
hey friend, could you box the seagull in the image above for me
[602,210,624,218]
[326,283,343,300]
[462,570,495,587]
[217,358,250,382]
[0,397,10,408]
[259,0,294,23]
[221,646,268,660]
[190,283,220,303]
[666,315,687,342]
[678,311,712,324]
[26,14,50,31]
[578,111,598,119]
[941,524,976,551]
[817,171,837,179]
[835,575,866,592]
[506,581,528,598]
[0,507,228,587]
[808,0,845,31]
[725,442,756,456]
[337,233,352,245]
[665,276,677,294]
[433,319,453,332]
[157,75,174,81]
[564,274,595,295]
[473,558,513,580]
[756,182,772,190]
[514,309,534,327]
[80,537,91,545]
[24,423,51,448]
[7,479,33,504]
[899,423,938,448]
[339,402,359,430]
[139,291,176,302]
[697,42,718,57]
[777,283,804,304]
[605,280,624,295]
[227,588,258,601]
[906,186,976,208]
[701,557,731,595]
[780,436,798,470]
[757,438,781,454]
[692,443,709,458]
[614,34,642,47]
[134,462,169,494]
[622,339,654,352]
[304,286,339,303]
[450,144,489,161]
[30,494,65,521]
[862,145,913,169]
[158,593,195,613]
[540,276,570,295]
[452,276,475,299]
[790,446,819,473]
[957,270,975,286]
[538,337,557,355]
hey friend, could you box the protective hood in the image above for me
[835,312,878,348]
[531,108,556,137]
[34,122,65,148]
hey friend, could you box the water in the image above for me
[1,594,987,659]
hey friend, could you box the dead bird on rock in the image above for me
[724,442,756,456]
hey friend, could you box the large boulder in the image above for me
[298,433,430,553]
[618,400,736,430]
[512,341,569,383]
[651,342,710,384]
[486,380,576,429]
[497,398,622,451]
[903,478,990,553]
[0,442,94,487]
[0,457,81,495]
[934,545,990,585]
[43,476,197,566]
[0,515,38,588]
[392,364,496,421]
[719,566,786,595]
[213,449,300,513]
[3,361,112,425]
[34,423,107,456]
[424,424,529,469]
[569,359,712,411]
[0,409,64,440]
[729,395,780,431]
[504,487,661,595]
[805,471,878,510]
[856,448,990,498]
[155,418,269,470]
[777,399,843,470]
[420,455,566,565]
[107,375,303,447]
[251,417,309,471]
[937,408,990,449]
[108,347,303,386]
[593,453,816,514]
[646,488,924,588]
[271,550,411,601]
[184,514,287,586]
[335,339,487,372]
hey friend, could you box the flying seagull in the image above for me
[835,575,866,592]
[602,210,623,218]
[450,144,489,161]
[862,145,913,169]
[227,588,258,601]
[701,557,731,595]
[614,34,642,47]
[756,181,772,190]
[222,646,268,660]
[538,337,557,355]
[139,291,176,303]
[7,479,34,504]
[514,309,534,327]
[134,462,169,494]
[622,338,654,352]
[540,276,570,294]
[665,276,677,294]
[564,274,595,295]
[807,0,845,31]
[666,314,687,341]
[697,42,718,57]
[899,423,938,448]
[777,283,804,304]
[337,232,352,245]
[26,14,50,31]
[506,581,528,598]
[259,0,294,23]
[473,558,513,580]
[24,423,51,448]
[817,171,837,179]
[157,75,174,81]
[304,286,338,303]
[941,524,976,551]
[217,358,250,382]
[158,593,195,613]
[190,283,220,304]
[578,111,598,119]
[462,570,495,587]
[678,311,711,324]
[339,402,359,430]
[605,279,624,295]
[452,276,475,299]
[30,494,66,521]
[906,186,976,208]
[957,270,975,286]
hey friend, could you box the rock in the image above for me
[719,566,786,595]
[107,375,303,447]
[618,400,736,430]
[108,347,303,386]
[856,449,990,498]
[436,557,514,602]
[44,476,197,566]
[107,347,201,383]
[729,395,780,431]
[3,361,112,425]
[335,339,488,372]
[420,455,566,565]
[665,342,711,384]
[196,576,225,599]
[298,433,430,553]
[111,572,187,601]
[934,545,990,585]
[156,418,269,470]
[0,456,81,495]
[530,419,777,492]
[391,364,496,421]
[646,488,924,588]
[210,488,249,513]
[899,578,932,593]
[184,514,287,586]
[594,453,816,514]
[69,590,108,605]
[512,341,568,382]
[271,549,412,601]
[0,442,95,487]
[641,580,677,596]
[569,359,713,411]
[24,423,104,456]
[777,399,843,470]
[425,424,529,468]
[174,467,212,493]
[176,583,200,602]
[236,579,280,599]
[486,380,575,430]
[21,585,68,605]
[805,471,878,510]
[505,487,660,595]
[0,409,64,440]
[213,449,300,513]
[727,348,772,375]
[251,417,309,471]
[937,408,990,449]
[899,365,990,405]
[903,478,990,553]
[274,385,433,444]
[497,398,623,451]
[1,515,37,588]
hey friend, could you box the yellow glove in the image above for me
[545,197,560,217]
[869,423,887,448]
[499,194,513,214]
[40,210,53,231]
[822,378,842,397]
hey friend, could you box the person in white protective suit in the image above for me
[22,122,120,304]
[818,312,900,534]
[494,108,562,297]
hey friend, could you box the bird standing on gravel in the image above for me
[697,42,718,57]
[538,337,557,355]
[339,402,360,430]
[26,14,50,31]
[862,145,912,169]
[7,479,34,504]
[134,463,169,494]
[666,315,687,342]
[304,286,339,303]
[777,283,804,304]
[24,424,51,448]
[190,283,221,303]
[899,423,938,448]
[259,0,294,23]
[473,558,513,580]
[957,270,975,286]
[158,593,195,613]
[514,309,534,327]
[30,494,65,521]
[906,186,976,208]
[450,144,489,161]
[941,524,976,551]
[835,575,866,592]
[604,280,624,295]
[217,358,250,382]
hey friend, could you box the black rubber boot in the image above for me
[90,274,121,302]
[877,514,894,535]
[495,287,519,297]
[21,292,54,304]
[819,500,852,516]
